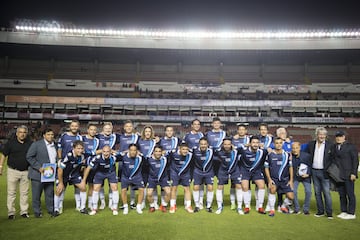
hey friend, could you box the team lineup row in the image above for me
[1,118,358,220]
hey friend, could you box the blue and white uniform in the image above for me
[146,155,170,189]
[88,154,118,184]
[160,136,179,152]
[168,150,193,187]
[232,135,250,149]
[118,153,144,189]
[192,147,214,185]
[215,148,241,185]
[259,134,273,149]
[265,150,293,194]
[239,147,267,181]
[183,131,204,149]
[57,133,83,159]
[58,150,88,185]
[97,133,119,150]
[118,133,139,154]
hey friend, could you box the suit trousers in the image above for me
[31,179,54,215]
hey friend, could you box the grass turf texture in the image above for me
[0,165,359,240]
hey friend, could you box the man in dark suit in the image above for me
[332,130,358,220]
[305,127,334,219]
[26,128,58,218]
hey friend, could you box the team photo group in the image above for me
[0,118,358,220]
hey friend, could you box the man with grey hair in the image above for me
[0,125,32,219]
[305,127,334,219]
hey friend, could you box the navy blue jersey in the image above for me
[57,132,83,158]
[82,135,99,156]
[97,133,119,150]
[259,135,273,149]
[192,147,214,173]
[265,150,292,181]
[215,148,240,173]
[206,130,226,149]
[232,135,250,149]
[183,131,204,149]
[167,150,193,176]
[59,150,87,178]
[138,138,157,158]
[118,133,139,153]
[270,139,293,153]
[88,154,117,173]
[160,136,179,152]
[119,153,144,179]
[239,147,267,172]
[146,156,169,181]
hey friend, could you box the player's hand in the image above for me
[350,174,356,181]
[287,181,294,190]
[56,183,65,195]
[301,174,309,178]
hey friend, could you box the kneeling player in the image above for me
[264,137,294,217]
[146,145,171,212]
[55,140,88,215]
[86,145,120,216]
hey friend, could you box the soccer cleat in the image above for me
[169,206,176,214]
[112,209,119,216]
[237,208,244,215]
[89,210,97,216]
[154,202,159,210]
[99,200,106,210]
[230,203,236,210]
[136,206,143,214]
[199,202,204,210]
[186,206,194,213]
[8,215,15,220]
[160,205,167,213]
[215,207,223,214]
[244,207,250,214]
[337,212,348,218]
[123,207,129,215]
[130,203,137,210]
[258,207,266,214]
[268,210,275,217]
[194,207,200,213]
[21,213,30,218]
[280,207,289,214]
[206,207,213,213]
[303,211,310,215]
[149,207,156,213]
[80,208,88,215]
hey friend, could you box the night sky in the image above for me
[1,0,360,30]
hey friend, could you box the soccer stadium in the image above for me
[0,11,360,240]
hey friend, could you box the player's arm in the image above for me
[56,165,65,195]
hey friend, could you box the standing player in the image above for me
[168,142,194,214]
[239,136,267,214]
[146,145,171,213]
[86,145,120,216]
[97,122,120,209]
[55,140,88,215]
[192,137,215,213]
[183,119,206,209]
[160,126,179,152]
[206,117,226,176]
[214,138,242,214]
[57,119,83,212]
[118,120,140,209]
[231,123,250,210]
[118,144,145,215]
[82,124,100,210]
[264,137,294,217]
[258,123,273,150]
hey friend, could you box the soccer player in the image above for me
[118,120,140,209]
[291,141,312,215]
[82,124,100,210]
[55,140,88,215]
[264,137,294,217]
[160,125,179,152]
[258,123,273,150]
[118,143,145,215]
[168,142,194,213]
[239,136,267,214]
[86,145,120,216]
[146,145,171,213]
[214,138,242,214]
[183,119,206,209]
[57,119,83,212]
[192,137,214,213]
[97,122,120,209]
[231,123,250,210]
